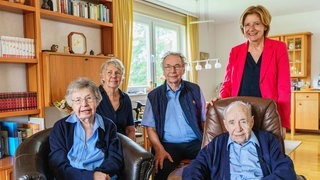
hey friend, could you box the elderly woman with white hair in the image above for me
[49,77,123,180]
[96,58,136,141]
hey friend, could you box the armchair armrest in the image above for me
[118,133,154,180]
[14,154,47,180]
[14,128,52,180]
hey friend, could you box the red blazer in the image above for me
[220,38,291,129]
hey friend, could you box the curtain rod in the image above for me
[135,0,198,18]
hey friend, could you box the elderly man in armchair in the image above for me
[182,101,296,179]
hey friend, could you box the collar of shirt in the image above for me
[166,83,182,93]
[227,131,260,150]
[66,113,105,131]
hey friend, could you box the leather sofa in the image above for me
[14,128,154,180]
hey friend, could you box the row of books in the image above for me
[0,36,35,59]
[0,121,40,157]
[0,92,37,112]
[46,0,110,22]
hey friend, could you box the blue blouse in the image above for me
[238,52,262,97]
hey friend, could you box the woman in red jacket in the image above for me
[219,5,291,138]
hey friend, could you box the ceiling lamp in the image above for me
[204,60,212,69]
[214,59,222,69]
[186,58,221,71]
[195,62,202,71]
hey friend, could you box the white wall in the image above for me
[198,10,320,100]
[2,9,320,108]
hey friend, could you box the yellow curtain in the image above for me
[186,15,199,83]
[114,0,133,92]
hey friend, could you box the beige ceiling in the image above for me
[144,0,320,24]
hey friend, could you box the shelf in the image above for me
[0,57,37,64]
[42,52,113,58]
[288,49,302,52]
[0,1,36,13]
[0,109,40,118]
[40,9,113,28]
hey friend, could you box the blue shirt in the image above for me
[228,131,263,180]
[66,114,105,171]
[142,83,206,143]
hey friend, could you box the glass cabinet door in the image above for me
[285,35,306,77]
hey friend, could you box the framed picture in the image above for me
[68,32,87,54]
[200,52,209,60]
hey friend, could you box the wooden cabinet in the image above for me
[295,92,319,130]
[291,91,320,136]
[0,157,13,180]
[42,53,110,106]
[269,32,312,80]
[285,33,311,78]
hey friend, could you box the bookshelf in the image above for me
[0,0,115,178]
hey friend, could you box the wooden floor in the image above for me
[286,132,320,179]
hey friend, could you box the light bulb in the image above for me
[195,62,202,71]
[205,61,212,69]
[214,60,222,69]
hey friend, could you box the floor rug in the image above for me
[284,140,302,155]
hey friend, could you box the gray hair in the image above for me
[223,101,252,118]
[161,51,187,68]
[65,77,102,106]
[100,58,125,80]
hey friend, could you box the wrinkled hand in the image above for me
[209,97,220,106]
[154,148,173,173]
[93,171,110,180]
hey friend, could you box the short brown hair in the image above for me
[240,5,271,36]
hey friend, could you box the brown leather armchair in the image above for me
[202,96,284,151]
[168,96,305,180]
[14,128,155,180]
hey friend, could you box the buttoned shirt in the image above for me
[228,131,263,180]
[142,83,206,143]
[66,114,105,170]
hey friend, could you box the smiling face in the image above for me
[223,102,254,145]
[162,54,185,85]
[243,13,266,43]
[71,88,98,122]
[102,64,123,89]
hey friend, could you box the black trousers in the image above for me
[153,139,201,180]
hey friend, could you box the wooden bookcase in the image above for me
[0,0,115,178]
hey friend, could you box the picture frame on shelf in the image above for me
[68,32,87,55]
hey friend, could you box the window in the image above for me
[127,13,186,94]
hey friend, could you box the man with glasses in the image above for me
[141,52,206,179]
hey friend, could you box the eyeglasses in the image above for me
[164,64,184,71]
[72,96,95,105]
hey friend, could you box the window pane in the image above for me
[129,21,151,88]
[154,25,179,86]
[128,13,186,94]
